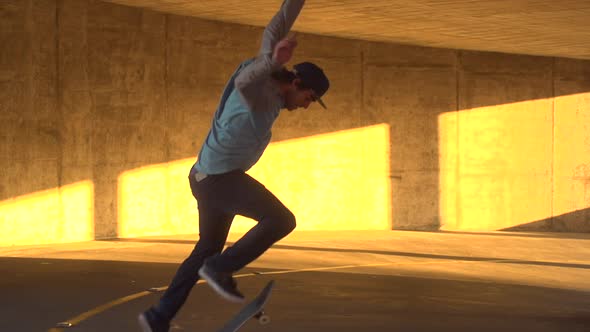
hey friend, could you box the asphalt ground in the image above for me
[2,230,590,332]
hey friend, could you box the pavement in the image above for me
[1,230,590,332]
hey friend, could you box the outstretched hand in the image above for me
[272,33,298,65]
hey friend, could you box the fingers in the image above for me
[284,32,298,48]
[272,32,298,65]
[277,38,296,53]
[286,32,297,42]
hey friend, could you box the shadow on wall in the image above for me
[502,208,590,233]
[358,43,590,232]
[435,62,590,232]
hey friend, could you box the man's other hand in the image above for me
[272,33,298,65]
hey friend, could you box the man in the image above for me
[138,0,330,331]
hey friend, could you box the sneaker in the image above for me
[198,259,245,303]
[138,308,170,332]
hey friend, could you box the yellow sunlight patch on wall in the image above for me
[117,159,198,238]
[0,181,94,246]
[438,98,554,231]
[233,124,391,231]
[553,92,590,225]
[234,123,392,232]
[117,124,392,238]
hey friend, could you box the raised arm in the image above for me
[235,0,305,112]
[259,0,305,56]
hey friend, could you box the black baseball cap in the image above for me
[293,62,330,109]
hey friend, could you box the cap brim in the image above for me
[317,97,327,109]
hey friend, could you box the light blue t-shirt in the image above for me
[193,59,282,174]
[193,0,305,175]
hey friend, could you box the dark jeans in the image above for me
[154,168,296,321]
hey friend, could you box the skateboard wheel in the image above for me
[258,314,271,325]
[56,322,73,328]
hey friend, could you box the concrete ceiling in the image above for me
[104,0,590,60]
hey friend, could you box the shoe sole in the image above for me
[198,266,245,303]
[137,313,153,332]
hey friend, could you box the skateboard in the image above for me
[217,280,275,332]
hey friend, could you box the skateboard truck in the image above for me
[254,310,271,325]
[56,322,73,328]
[217,280,275,332]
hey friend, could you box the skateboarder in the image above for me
[139,0,329,331]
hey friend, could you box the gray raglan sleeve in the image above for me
[259,0,305,56]
[234,0,305,112]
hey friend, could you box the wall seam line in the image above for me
[455,50,462,230]
[551,57,556,227]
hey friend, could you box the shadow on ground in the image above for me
[2,256,589,332]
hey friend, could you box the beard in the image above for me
[284,91,298,111]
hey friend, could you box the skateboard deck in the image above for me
[217,280,275,332]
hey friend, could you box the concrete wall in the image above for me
[1,0,589,246]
